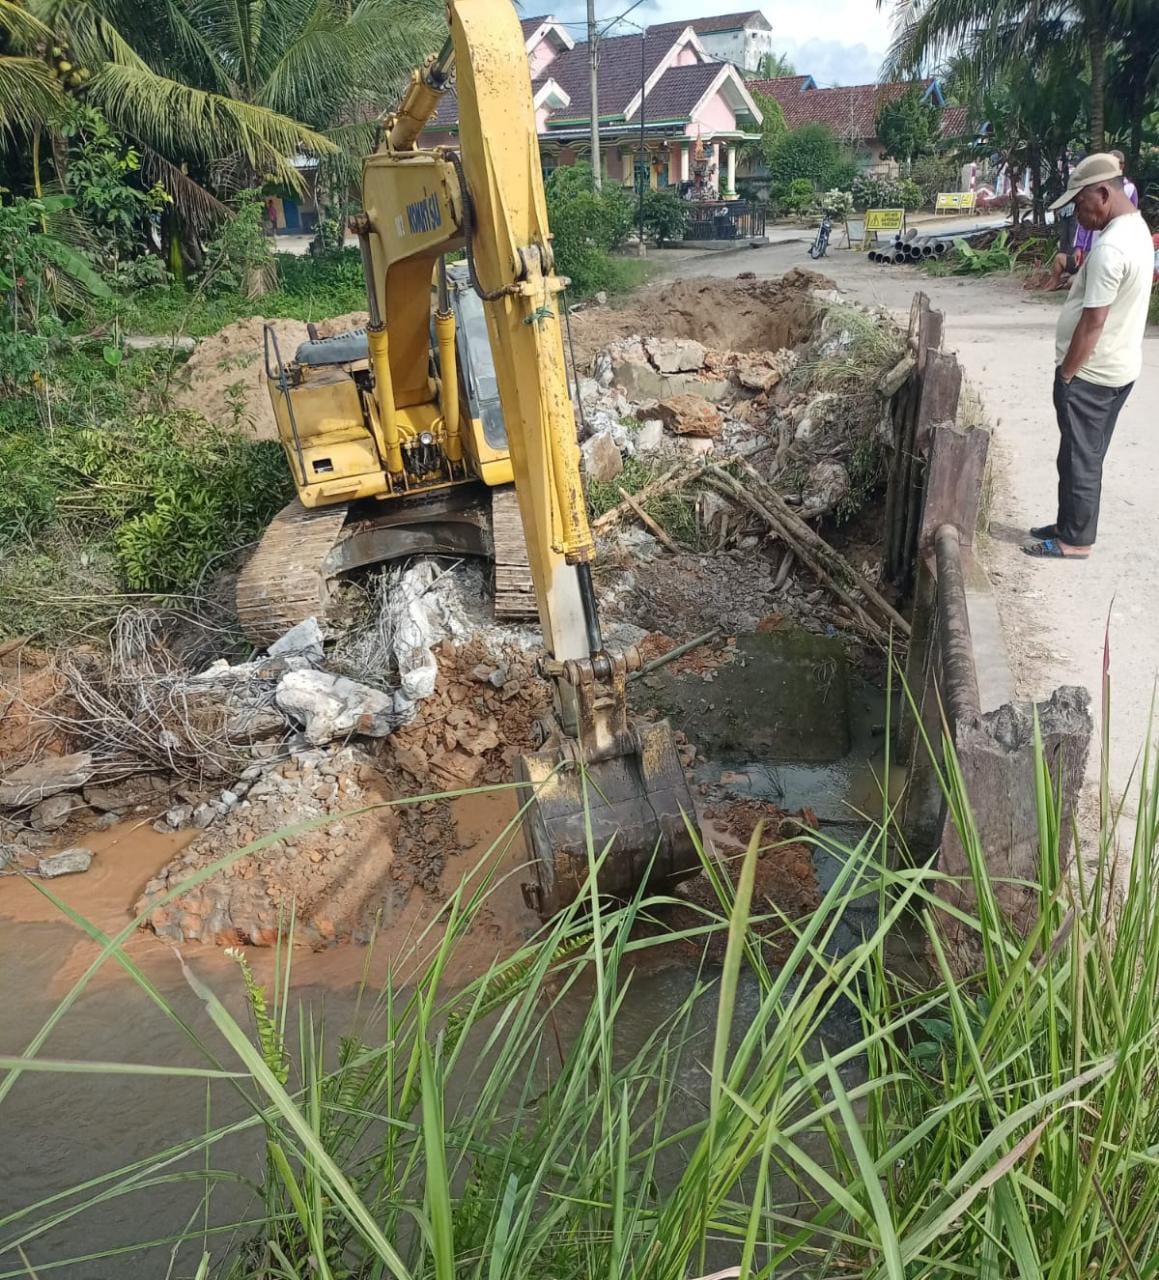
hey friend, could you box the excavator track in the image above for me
[236,486,537,647]
[235,499,350,647]
[491,485,537,621]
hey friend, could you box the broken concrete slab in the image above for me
[610,354,731,405]
[935,686,1092,976]
[276,670,403,745]
[645,336,707,373]
[655,395,723,439]
[635,420,665,453]
[0,753,94,807]
[267,617,325,663]
[38,846,94,877]
[581,431,624,484]
[733,349,797,393]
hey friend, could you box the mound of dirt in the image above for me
[568,269,836,366]
[174,311,368,439]
[0,645,73,768]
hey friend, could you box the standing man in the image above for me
[1026,153,1154,560]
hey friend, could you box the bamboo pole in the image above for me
[736,461,911,636]
[591,464,685,530]
[616,485,680,553]
[629,627,723,680]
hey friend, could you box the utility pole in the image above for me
[588,0,601,188]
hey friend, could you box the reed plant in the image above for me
[3,713,1158,1280]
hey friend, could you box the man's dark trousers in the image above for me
[1054,367,1134,545]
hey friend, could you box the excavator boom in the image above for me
[359,0,700,912]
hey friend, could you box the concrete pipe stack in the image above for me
[866,232,960,265]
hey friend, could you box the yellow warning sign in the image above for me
[864,207,905,231]
[935,191,977,213]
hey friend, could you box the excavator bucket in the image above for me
[515,719,700,917]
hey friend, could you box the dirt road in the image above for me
[659,241,1159,823]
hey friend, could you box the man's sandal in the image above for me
[1029,524,1057,540]
[1022,538,1089,560]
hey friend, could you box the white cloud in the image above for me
[544,0,897,88]
[780,38,885,86]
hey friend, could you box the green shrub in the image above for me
[897,178,924,209]
[641,188,686,245]
[910,154,964,205]
[851,174,895,209]
[849,173,925,211]
[545,164,638,298]
[59,103,171,269]
[0,193,110,392]
[276,247,364,299]
[827,156,859,192]
[94,250,370,337]
[58,412,293,592]
[2,411,293,596]
[198,191,275,300]
[784,178,816,214]
[0,431,63,544]
[767,125,849,193]
[817,188,854,216]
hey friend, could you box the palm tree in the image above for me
[1107,0,1159,169]
[879,0,1114,151]
[0,1,63,136]
[750,50,796,80]
[17,0,440,236]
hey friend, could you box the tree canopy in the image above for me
[874,88,940,166]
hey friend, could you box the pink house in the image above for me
[423,14,764,199]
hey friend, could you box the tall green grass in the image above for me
[3,719,1159,1279]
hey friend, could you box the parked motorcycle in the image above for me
[809,209,833,260]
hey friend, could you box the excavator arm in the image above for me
[359,0,699,913]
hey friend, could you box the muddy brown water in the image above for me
[1,630,896,1277]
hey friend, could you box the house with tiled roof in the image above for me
[423,14,764,199]
[748,74,956,176]
[646,11,774,72]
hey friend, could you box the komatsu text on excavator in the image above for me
[237,0,699,914]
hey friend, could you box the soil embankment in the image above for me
[3,269,909,974]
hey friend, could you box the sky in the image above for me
[546,0,900,88]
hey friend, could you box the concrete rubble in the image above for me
[38,847,94,877]
[1,270,911,951]
[0,752,94,806]
[275,670,404,744]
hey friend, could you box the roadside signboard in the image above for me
[935,191,977,214]
[860,207,905,248]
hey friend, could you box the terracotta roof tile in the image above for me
[747,79,935,139]
[939,104,969,137]
[747,74,813,102]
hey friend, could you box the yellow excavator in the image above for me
[235,0,699,914]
